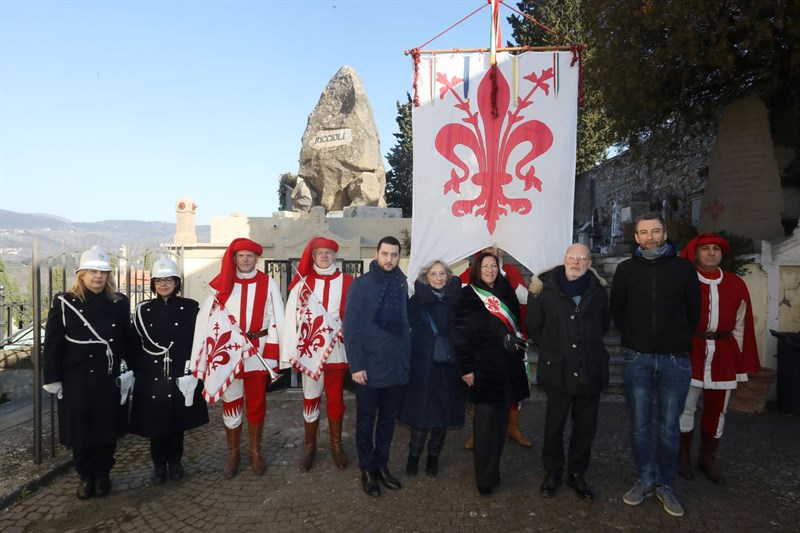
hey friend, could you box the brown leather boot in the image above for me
[328,417,349,469]
[507,408,533,447]
[677,430,694,480]
[299,419,319,472]
[248,422,267,476]
[698,432,725,484]
[223,425,242,479]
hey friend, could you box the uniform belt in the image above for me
[246,328,270,340]
[695,331,733,340]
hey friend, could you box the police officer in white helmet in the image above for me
[128,254,208,485]
[43,245,132,500]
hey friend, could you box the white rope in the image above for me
[134,301,174,379]
[59,295,115,375]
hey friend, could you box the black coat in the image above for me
[128,295,208,438]
[43,290,130,448]
[610,243,700,355]
[452,277,530,405]
[398,278,465,429]
[526,266,610,395]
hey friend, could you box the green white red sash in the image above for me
[470,284,520,334]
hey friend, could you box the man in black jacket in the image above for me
[611,213,700,518]
[527,243,609,500]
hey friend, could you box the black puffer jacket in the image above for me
[452,276,530,405]
[526,265,610,395]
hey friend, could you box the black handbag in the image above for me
[503,333,528,354]
[425,308,456,366]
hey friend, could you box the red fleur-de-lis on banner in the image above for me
[434,64,555,234]
[487,297,501,312]
[704,198,726,221]
[206,318,242,371]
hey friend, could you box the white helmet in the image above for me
[151,254,181,280]
[76,245,112,273]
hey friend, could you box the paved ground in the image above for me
[0,388,798,532]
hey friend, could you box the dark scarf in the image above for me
[370,260,407,336]
[557,266,591,298]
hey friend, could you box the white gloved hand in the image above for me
[176,375,199,407]
[43,382,63,400]
[116,371,135,405]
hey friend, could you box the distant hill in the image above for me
[0,209,210,263]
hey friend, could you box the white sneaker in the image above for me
[623,480,655,505]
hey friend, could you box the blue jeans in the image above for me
[622,348,691,487]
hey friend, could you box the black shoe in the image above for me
[406,454,420,476]
[478,486,493,498]
[377,468,402,490]
[76,478,94,500]
[540,473,561,496]
[151,467,167,485]
[169,462,185,480]
[361,470,381,497]
[567,473,594,500]
[425,455,439,478]
[94,476,112,497]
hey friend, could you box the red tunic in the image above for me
[690,269,761,389]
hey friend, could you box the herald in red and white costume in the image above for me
[190,238,284,477]
[677,233,761,484]
[281,237,352,471]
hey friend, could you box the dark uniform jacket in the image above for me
[526,266,610,395]
[452,276,530,405]
[610,243,701,355]
[128,295,208,438]
[43,290,130,448]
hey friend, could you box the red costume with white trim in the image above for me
[679,234,760,449]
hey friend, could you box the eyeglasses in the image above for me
[153,278,175,284]
[565,254,590,263]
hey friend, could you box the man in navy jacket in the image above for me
[344,236,410,497]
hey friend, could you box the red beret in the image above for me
[209,238,264,294]
[679,233,730,262]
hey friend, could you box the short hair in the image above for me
[149,276,182,295]
[377,235,402,254]
[635,212,666,232]
[469,252,498,286]
[417,260,453,285]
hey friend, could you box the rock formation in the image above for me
[292,66,387,212]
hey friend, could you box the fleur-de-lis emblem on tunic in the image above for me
[435,64,555,234]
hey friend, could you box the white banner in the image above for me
[408,51,578,283]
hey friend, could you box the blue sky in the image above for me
[0,0,516,226]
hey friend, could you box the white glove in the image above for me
[43,382,63,400]
[176,375,199,407]
[116,370,135,405]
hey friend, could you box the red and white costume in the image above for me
[191,238,284,429]
[281,237,352,423]
[679,234,760,438]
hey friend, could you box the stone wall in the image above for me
[574,133,714,247]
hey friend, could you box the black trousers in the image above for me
[73,443,117,480]
[541,386,600,477]
[150,431,185,468]
[473,400,510,490]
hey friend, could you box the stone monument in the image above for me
[699,96,784,240]
[173,197,197,244]
[292,66,387,212]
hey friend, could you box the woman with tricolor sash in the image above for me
[452,252,530,497]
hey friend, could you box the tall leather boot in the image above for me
[677,430,694,480]
[507,408,533,447]
[223,425,242,479]
[698,431,725,484]
[299,419,319,472]
[328,417,349,469]
[464,404,474,450]
[248,422,267,476]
